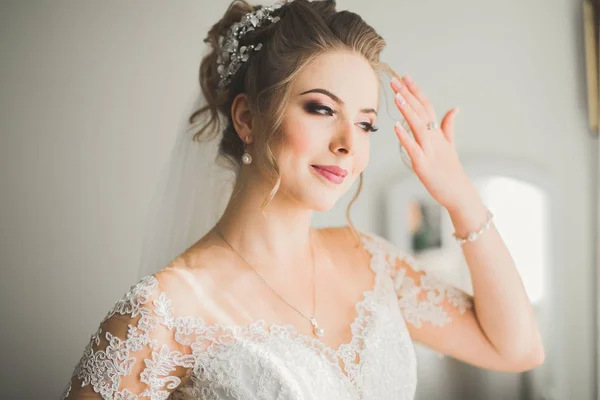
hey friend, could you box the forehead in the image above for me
[292,51,379,109]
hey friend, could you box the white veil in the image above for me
[136,90,235,279]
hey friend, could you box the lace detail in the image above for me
[64,275,199,399]
[64,230,471,399]
[363,232,473,328]
[394,268,472,327]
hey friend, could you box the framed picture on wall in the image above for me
[583,0,599,134]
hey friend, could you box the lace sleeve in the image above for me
[62,274,197,400]
[367,232,473,328]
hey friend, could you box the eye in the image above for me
[304,102,336,117]
[357,122,379,133]
[304,101,378,133]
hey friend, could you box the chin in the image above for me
[306,189,345,212]
[308,181,358,211]
[311,200,337,212]
[283,173,353,211]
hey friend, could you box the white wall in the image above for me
[0,1,595,398]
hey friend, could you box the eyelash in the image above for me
[305,102,379,133]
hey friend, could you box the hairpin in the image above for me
[216,0,293,89]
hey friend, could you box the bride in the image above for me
[62,0,544,398]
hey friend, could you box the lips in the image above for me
[311,165,348,177]
[311,164,348,184]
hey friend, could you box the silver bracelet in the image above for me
[452,208,494,246]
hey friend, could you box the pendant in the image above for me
[309,317,325,338]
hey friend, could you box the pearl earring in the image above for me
[241,137,252,164]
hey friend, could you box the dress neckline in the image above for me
[191,231,389,382]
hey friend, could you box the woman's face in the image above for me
[274,51,380,211]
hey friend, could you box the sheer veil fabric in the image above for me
[137,91,233,279]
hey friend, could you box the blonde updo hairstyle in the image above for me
[190,0,398,243]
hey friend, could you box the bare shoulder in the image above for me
[150,233,246,318]
[317,225,371,264]
[317,224,367,246]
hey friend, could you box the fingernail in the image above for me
[395,92,406,105]
[391,77,403,90]
[403,74,413,84]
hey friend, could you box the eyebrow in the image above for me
[299,88,377,116]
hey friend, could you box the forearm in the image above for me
[446,185,544,364]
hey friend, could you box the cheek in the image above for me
[285,133,314,155]
[281,118,321,158]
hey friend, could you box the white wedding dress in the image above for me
[62,231,472,400]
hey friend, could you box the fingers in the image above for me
[390,75,440,151]
[390,75,437,122]
[392,82,429,149]
[402,75,437,121]
[440,107,460,143]
[394,120,422,162]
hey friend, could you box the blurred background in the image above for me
[0,0,598,399]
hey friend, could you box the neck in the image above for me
[213,170,318,273]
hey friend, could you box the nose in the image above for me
[330,119,356,156]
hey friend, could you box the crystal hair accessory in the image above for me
[216,0,292,89]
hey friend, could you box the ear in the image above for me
[231,93,254,144]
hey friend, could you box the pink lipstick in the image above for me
[311,164,348,184]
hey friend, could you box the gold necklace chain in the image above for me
[214,225,325,338]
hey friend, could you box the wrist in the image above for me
[444,181,482,214]
[445,191,489,239]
